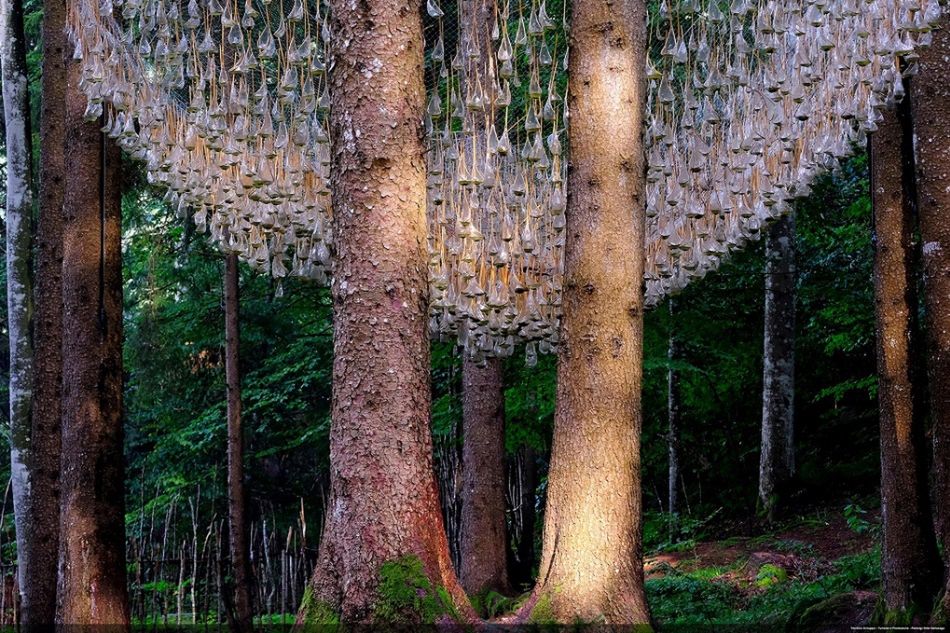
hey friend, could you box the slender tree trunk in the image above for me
[758,213,796,521]
[25,0,67,623]
[871,103,941,616]
[668,299,681,536]
[911,15,950,618]
[296,0,470,622]
[511,445,537,590]
[56,55,130,627]
[0,0,39,622]
[460,357,510,597]
[224,253,253,633]
[525,0,650,623]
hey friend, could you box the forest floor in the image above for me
[642,507,884,631]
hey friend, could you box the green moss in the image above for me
[297,585,341,631]
[527,590,556,625]
[756,563,788,588]
[372,555,460,625]
[470,589,518,619]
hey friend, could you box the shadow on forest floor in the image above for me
[644,509,883,631]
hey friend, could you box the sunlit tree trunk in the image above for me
[871,103,940,615]
[758,213,796,521]
[668,299,681,537]
[911,15,950,618]
[460,357,510,596]
[296,0,470,621]
[525,0,650,622]
[0,0,39,622]
[224,252,253,633]
[56,53,130,627]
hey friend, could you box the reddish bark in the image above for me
[57,51,129,627]
[297,0,470,621]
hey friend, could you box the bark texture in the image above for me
[912,15,950,616]
[56,52,130,628]
[26,0,67,622]
[298,0,469,621]
[0,0,38,621]
[758,213,796,520]
[460,357,510,596]
[526,0,650,623]
[224,253,253,633]
[871,106,940,614]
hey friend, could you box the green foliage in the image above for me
[755,563,788,588]
[470,590,519,619]
[373,556,459,625]
[843,503,879,538]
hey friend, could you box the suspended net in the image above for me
[66,0,943,363]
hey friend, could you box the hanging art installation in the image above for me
[67,0,942,362]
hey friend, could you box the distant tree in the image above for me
[56,59,130,625]
[296,0,469,621]
[0,0,40,622]
[870,102,940,616]
[457,0,511,599]
[759,213,796,520]
[223,252,253,633]
[668,299,681,536]
[526,0,651,622]
[910,14,950,620]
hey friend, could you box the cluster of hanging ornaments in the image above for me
[67,0,943,361]
[641,0,944,307]
[67,0,335,287]
[424,0,568,363]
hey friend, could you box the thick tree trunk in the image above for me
[871,104,941,615]
[24,0,67,622]
[668,299,681,528]
[56,54,130,627]
[460,357,510,597]
[525,0,650,623]
[224,252,253,633]
[912,15,950,617]
[296,0,469,622]
[758,213,796,521]
[0,0,38,622]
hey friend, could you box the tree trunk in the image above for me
[460,357,510,597]
[871,99,941,616]
[224,252,254,633]
[668,299,681,536]
[0,0,39,622]
[296,0,470,622]
[758,213,796,521]
[25,0,67,624]
[56,55,130,627]
[508,445,537,591]
[911,14,950,618]
[524,0,650,623]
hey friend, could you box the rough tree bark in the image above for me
[668,299,681,536]
[56,56,130,627]
[0,0,38,622]
[523,0,650,623]
[870,104,940,615]
[224,252,253,633]
[758,213,796,521]
[25,0,67,623]
[460,358,510,597]
[911,14,950,618]
[295,0,470,622]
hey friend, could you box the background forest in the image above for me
[0,0,928,628]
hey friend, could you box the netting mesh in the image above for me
[67,0,944,361]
